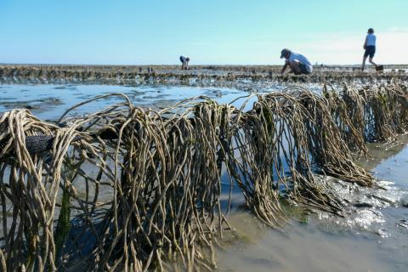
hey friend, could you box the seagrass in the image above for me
[2,65,408,87]
[0,80,407,271]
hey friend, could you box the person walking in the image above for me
[280,49,313,75]
[362,28,378,71]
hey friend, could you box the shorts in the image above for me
[364,46,376,58]
[294,63,311,75]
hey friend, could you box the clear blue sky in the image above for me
[0,0,407,65]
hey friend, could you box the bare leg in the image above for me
[369,57,377,67]
[289,62,302,75]
[362,55,367,71]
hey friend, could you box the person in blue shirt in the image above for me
[362,28,378,71]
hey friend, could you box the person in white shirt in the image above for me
[362,28,378,71]
[280,49,313,75]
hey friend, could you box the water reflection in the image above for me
[0,84,251,120]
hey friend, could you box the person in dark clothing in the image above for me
[180,56,190,70]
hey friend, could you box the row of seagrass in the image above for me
[0,80,407,271]
[1,65,408,86]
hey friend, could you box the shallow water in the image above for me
[1,83,407,271]
[0,82,329,121]
[219,138,408,272]
[0,84,256,120]
[219,215,392,272]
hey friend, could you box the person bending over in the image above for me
[180,56,190,70]
[362,28,378,71]
[280,49,313,75]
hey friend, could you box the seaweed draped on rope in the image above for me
[0,81,407,271]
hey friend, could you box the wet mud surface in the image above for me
[219,136,408,272]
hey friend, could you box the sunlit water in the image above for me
[0,84,260,120]
[0,83,407,271]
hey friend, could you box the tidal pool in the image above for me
[0,82,328,121]
[0,84,255,121]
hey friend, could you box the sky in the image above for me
[0,0,407,65]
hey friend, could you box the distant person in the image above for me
[280,49,313,75]
[362,28,378,71]
[180,56,190,70]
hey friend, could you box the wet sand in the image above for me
[218,137,408,272]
